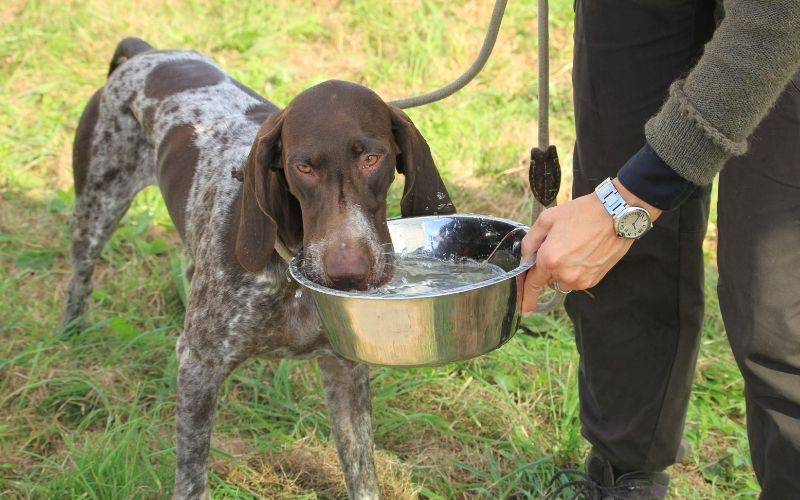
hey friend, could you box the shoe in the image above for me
[544,449,669,499]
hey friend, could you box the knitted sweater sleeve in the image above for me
[644,0,800,186]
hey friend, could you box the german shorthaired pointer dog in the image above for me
[63,37,455,499]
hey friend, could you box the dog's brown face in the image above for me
[282,81,398,290]
[235,80,455,290]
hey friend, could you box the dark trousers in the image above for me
[568,1,800,497]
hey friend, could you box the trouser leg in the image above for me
[569,0,716,473]
[716,72,800,499]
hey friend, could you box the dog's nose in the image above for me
[324,247,372,290]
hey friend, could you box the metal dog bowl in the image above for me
[289,214,532,367]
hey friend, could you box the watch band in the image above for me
[595,177,629,218]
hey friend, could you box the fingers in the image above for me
[519,209,559,315]
[521,260,551,315]
[519,212,554,315]
[520,210,553,263]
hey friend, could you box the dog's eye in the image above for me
[362,154,380,168]
[296,163,313,174]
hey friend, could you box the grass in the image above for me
[0,0,755,498]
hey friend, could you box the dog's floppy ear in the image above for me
[389,106,456,217]
[235,110,291,272]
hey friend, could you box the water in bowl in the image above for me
[365,254,507,296]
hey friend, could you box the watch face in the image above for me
[616,208,652,239]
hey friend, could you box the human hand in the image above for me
[519,179,661,314]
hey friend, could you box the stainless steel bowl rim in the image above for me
[288,214,532,300]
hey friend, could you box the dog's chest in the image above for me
[185,258,330,360]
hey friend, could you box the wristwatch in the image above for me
[594,177,653,239]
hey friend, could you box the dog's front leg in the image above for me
[318,355,380,499]
[173,335,231,500]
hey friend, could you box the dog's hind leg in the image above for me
[62,89,155,332]
[318,356,381,499]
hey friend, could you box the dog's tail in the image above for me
[108,37,155,77]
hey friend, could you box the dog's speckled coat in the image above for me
[63,38,455,499]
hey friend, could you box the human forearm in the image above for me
[645,0,800,185]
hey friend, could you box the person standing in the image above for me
[520,1,800,498]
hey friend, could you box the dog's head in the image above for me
[235,80,455,290]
